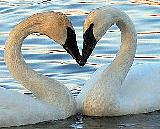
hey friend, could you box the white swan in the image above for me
[77,6,160,116]
[3,11,81,127]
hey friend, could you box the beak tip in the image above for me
[77,58,87,66]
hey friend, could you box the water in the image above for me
[0,0,160,128]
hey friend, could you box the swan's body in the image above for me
[3,12,81,127]
[0,88,64,127]
[77,6,160,116]
[77,63,160,116]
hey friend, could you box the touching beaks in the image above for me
[79,23,97,65]
[63,24,97,67]
[63,27,84,66]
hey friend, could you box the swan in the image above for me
[3,11,81,127]
[77,6,160,116]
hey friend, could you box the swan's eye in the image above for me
[63,27,81,65]
[81,23,97,63]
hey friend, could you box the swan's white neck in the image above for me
[5,19,45,97]
[76,7,137,115]
[5,14,76,115]
[103,8,137,88]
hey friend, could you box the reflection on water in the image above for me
[131,0,160,5]
[63,10,88,16]
[0,0,160,128]
[6,111,160,129]
[138,31,160,35]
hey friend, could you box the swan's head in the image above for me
[30,12,82,65]
[80,7,114,64]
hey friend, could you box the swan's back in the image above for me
[119,63,160,114]
[0,88,64,127]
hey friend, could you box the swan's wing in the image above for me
[0,88,63,127]
[119,63,160,114]
[122,63,160,95]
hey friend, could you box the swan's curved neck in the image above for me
[5,17,61,100]
[104,9,137,87]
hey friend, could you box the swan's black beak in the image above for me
[79,23,97,65]
[63,27,83,66]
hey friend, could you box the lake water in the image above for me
[0,0,160,128]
